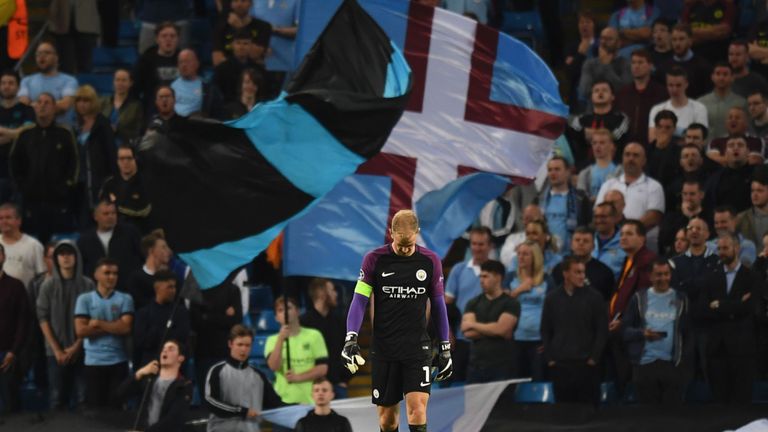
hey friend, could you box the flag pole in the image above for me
[284,295,291,371]
[132,281,186,431]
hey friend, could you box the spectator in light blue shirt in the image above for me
[250,0,299,73]
[538,156,592,255]
[18,41,78,127]
[442,0,492,24]
[171,49,204,117]
[609,0,660,58]
[577,129,618,203]
[593,201,627,279]
[504,240,552,381]
[445,226,493,383]
[74,258,133,408]
[171,49,223,118]
[623,259,690,404]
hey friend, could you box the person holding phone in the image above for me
[623,259,691,404]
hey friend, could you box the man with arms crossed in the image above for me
[342,210,453,432]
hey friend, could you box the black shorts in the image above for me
[371,356,433,406]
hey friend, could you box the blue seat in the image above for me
[501,11,544,50]
[256,310,280,333]
[250,284,275,312]
[190,19,212,44]
[77,73,113,94]
[92,46,139,71]
[685,380,713,403]
[249,358,275,382]
[600,381,618,404]
[251,335,269,358]
[753,381,768,403]
[20,381,47,412]
[197,43,213,66]
[118,20,139,42]
[514,382,555,404]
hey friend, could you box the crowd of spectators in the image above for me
[441,0,768,407]
[1,0,768,430]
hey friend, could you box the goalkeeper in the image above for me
[342,210,453,432]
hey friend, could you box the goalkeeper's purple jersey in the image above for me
[357,244,444,361]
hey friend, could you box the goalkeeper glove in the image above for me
[434,341,453,381]
[341,332,365,374]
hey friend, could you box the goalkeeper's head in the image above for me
[390,209,420,256]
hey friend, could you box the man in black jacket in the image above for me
[116,339,191,432]
[189,277,242,400]
[295,377,352,432]
[77,200,143,291]
[541,256,608,405]
[133,270,190,367]
[300,278,350,398]
[699,232,765,403]
[669,216,718,382]
[9,92,78,243]
[99,145,154,234]
[551,227,615,301]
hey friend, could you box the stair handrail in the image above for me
[15,21,49,77]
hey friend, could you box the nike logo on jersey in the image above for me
[381,272,395,277]
[420,381,430,387]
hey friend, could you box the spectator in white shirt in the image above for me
[596,143,665,251]
[649,66,708,141]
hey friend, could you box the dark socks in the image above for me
[409,425,427,432]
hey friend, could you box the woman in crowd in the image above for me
[506,240,552,381]
[221,68,264,120]
[508,219,562,274]
[75,85,116,226]
[100,68,144,146]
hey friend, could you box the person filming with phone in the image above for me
[623,259,691,404]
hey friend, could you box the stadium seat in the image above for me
[256,309,280,333]
[600,381,618,404]
[190,19,212,45]
[753,381,768,403]
[92,46,139,72]
[249,284,274,312]
[197,43,213,66]
[251,335,269,359]
[514,382,555,403]
[501,11,544,50]
[50,232,79,243]
[685,380,713,403]
[249,358,275,382]
[118,20,139,45]
[77,73,114,94]
[20,380,47,412]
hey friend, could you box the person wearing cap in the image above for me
[37,240,95,410]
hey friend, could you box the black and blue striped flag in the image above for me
[139,0,411,288]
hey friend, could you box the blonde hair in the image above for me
[590,128,614,142]
[517,240,544,286]
[74,84,100,117]
[391,209,419,232]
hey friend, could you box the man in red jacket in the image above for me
[609,219,657,398]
